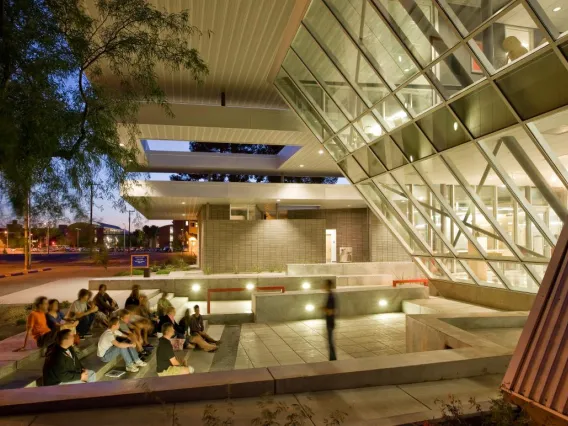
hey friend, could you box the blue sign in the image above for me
[132,255,149,268]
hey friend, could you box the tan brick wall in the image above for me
[201,219,326,273]
[369,214,411,262]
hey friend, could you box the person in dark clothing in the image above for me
[158,307,184,337]
[156,323,194,377]
[93,284,118,316]
[188,305,219,349]
[323,280,337,361]
[124,285,141,309]
[42,329,96,386]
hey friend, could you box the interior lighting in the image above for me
[302,282,311,289]
[553,7,561,12]
[181,202,186,205]
[365,124,383,137]
[453,122,458,131]
[119,143,125,147]
[305,304,315,312]
[246,283,255,290]
[300,164,305,167]
[409,155,414,162]
[318,149,324,154]
[398,55,402,62]
[191,284,201,292]
[276,199,281,202]
[378,299,388,307]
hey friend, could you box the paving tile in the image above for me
[350,351,376,359]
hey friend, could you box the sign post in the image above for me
[131,254,149,276]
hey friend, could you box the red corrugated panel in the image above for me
[502,224,568,423]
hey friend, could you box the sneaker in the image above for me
[81,333,93,338]
[126,365,140,373]
[188,366,195,374]
[143,344,154,349]
[135,360,148,367]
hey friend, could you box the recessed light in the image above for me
[119,143,125,147]
[409,155,414,162]
[181,202,186,205]
[347,205,351,207]
[378,299,388,307]
[305,304,315,312]
[398,55,402,62]
[191,284,201,292]
[276,199,281,202]
[300,164,304,168]
[553,7,561,12]
[246,283,255,290]
[182,213,186,216]
[318,149,324,154]
[302,282,311,289]
[453,122,458,131]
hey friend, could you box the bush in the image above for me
[156,269,170,275]
[114,269,144,277]
[60,300,71,309]
[93,246,110,269]
[15,318,26,326]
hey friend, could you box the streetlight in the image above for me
[44,222,50,255]
[75,228,81,248]
[128,210,134,252]
[3,231,8,252]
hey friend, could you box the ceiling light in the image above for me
[409,155,414,162]
[246,283,255,290]
[398,55,402,62]
[276,199,281,202]
[181,202,186,205]
[302,282,311,290]
[318,149,324,155]
[119,143,125,147]
[300,164,304,168]
[453,122,458,131]
[347,204,351,207]
[191,284,201,292]
[364,124,383,137]
[553,7,561,12]
[182,213,186,216]
[378,299,388,307]
[305,304,315,312]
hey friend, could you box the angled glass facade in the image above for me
[275,0,568,293]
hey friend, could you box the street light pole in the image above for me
[75,228,81,248]
[3,231,7,252]
[45,222,50,255]
[128,210,134,252]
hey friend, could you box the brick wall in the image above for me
[208,205,230,220]
[369,214,411,262]
[288,208,370,262]
[201,219,326,273]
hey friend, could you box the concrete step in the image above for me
[204,312,253,325]
[402,297,496,315]
[106,288,161,310]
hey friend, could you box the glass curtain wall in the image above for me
[274,0,568,294]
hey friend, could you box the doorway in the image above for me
[326,229,337,263]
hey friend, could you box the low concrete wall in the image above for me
[252,286,428,323]
[89,275,336,301]
[429,279,536,311]
[336,275,392,287]
[286,261,423,278]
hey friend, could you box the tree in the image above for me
[0,0,208,269]
[142,224,159,248]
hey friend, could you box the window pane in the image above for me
[496,50,568,120]
[274,69,332,141]
[450,83,517,138]
[337,125,366,152]
[526,263,547,283]
[353,147,386,177]
[375,173,452,255]
[414,256,448,279]
[354,112,385,143]
[282,51,348,131]
[304,0,388,106]
[325,0,418,88]
[437,258,476,284]
[396,75,442,117]
[373,0,460,66]
[324,137,349,161]
[292,26,367,120]
[468,4,546,73]
[441,0,513,35]
[490,262,539,293]
[369,136,408,170]
[358,181,427,254]
[390,123,436,162]
[528,0,568,38]
[339,156,368,183]
[373,96,410,131]
[392,164,482,258]
[466,260,506,288]
[425,46,486,99]
[417,107,469,152]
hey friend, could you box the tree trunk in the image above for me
[23,192,31,271]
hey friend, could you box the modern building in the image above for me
[120,0,568,297]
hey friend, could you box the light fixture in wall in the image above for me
[300,164,305,168]
[453,122,458,131]
[378,299,388,307]
[347,204,351,207]
[191,284,201,292]
[409,155,414,162]
[553,7,561,12]
[182,202,186,205]
[276,199,281,202]
[182,214,186,216]
[318,149,324,155]
[302,282,311,290]
[305,304,315,312]
[246,283,255,290]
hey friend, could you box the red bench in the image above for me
[392,278,429,288]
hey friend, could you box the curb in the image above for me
[10,272,24,277]
[0,268,54,278]
[0,275,5,279]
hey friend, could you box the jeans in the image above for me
[76,313,95,336]
[101,345,140,367]
[60,369,96,385]
[327,325,337,361]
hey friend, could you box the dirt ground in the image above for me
[0,304,28,340]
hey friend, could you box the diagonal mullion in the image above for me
[441,155,525,261]
[486,261,515,291]
[389,172,459,257]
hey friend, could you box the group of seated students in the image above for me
[20,284,219,385]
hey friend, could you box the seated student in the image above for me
[18,297,77,352]
[156,292,173,317]
[93,284,118,317]
[187,305,218,352]
[43,329,96,386]
[97,317,147,373]
[126,301,154,350]
[124,285,141,309]
[158,307,185,338]
[156,323,194,377]
[117,309,145,354]
[69,289,98,338]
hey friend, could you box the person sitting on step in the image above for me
[188,305,218,352]
[156,323,194,377]
[156,292,173,317]
[158,307,193,349]
[117,309,145,354]
[124,285,141,309]
[43,329,96,386]
[17,297,77,352]
[68,289,98,338]
[97,317,147,373]
[93,284,118,317]
[125,300,155,350]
